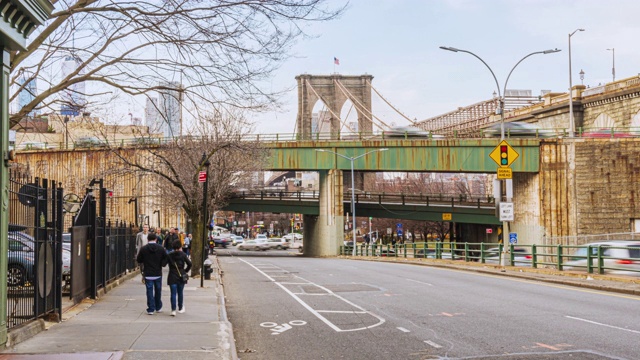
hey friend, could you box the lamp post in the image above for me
[439,46,560,140]
[606,48,615,82]
[200,152,211,288]
[315,148,388,256]
[568,28,585,138]
[579,69,585,85]
[153,209,160,230]
[64,116,69,149]
[440,45,560,266]
[128,197,138,227]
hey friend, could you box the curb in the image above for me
[213,255,238,360]
[343,256,640,296]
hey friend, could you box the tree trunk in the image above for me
[189,215,205,277]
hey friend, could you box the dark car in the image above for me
[7,235,35,287]
[213,236,229,248]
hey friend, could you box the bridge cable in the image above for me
[333,79,391,130]
[305,79,358,133]
[366,80,418,126]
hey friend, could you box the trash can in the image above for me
[203,259,213,280]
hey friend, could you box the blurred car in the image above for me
[255,234,268,241]
[267,238,290,250]
[237,240,270,251]
[581,128,633,138]
[75,137,108,148]
[483,122,555,138]
[62,232,71,251]
[564,241,640,276]
[213,235,230,248]
[282,233,303,242]
[414,248,435,258]
[379,248,396,257]
[383,126,444,139]
[18,141,47,150]
[483,247,531,265]
[230,235,244,246]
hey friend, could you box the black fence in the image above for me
[7,171,63,329]
[71,181,137,302]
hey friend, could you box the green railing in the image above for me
[340,242,640,276]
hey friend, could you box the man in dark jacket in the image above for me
[163,227,179,252]
[137,233,168,314]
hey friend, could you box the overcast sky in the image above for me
[245,0,639,135]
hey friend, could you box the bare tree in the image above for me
[109,111,267,275]
[10,0,345,128]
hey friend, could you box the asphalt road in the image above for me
[218,253,640,360]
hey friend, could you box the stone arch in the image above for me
[590,113,617,129]
[631,109,640,132]
[296,74,373,139]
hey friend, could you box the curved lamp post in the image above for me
[568,28,585,137]
[315,148,388,256]
[439,46,560,139]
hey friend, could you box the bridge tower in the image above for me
[296,74,374,138]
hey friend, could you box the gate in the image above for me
[7,171,63,329]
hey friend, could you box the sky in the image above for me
[247,0,640,135]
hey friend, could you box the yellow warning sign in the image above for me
[497,168,512,179]
[489,140,519,168]
[442,213,452,221]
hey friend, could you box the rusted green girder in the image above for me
[265,138,540,172]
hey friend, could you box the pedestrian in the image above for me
[164,227,179,253]
[136,233,168,315]
[136,224,150,255]
[183,233,192,257]
[168,240,192,317]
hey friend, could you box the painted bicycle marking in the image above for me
[260,320,307,335]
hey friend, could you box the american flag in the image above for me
[334,57,340,65]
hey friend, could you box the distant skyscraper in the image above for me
[17,74,39,116]
[145,97,161,132]
[311,110,331,133]
[60,55,86,116]
[158,81,182,138]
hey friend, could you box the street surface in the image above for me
[218,252,640,360]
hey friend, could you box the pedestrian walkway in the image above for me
[0,256,236,360]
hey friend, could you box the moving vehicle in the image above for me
[383,126,444,139]
[483,247,531,265]
[282,233,303,242]
[255,234,268,241]
[237,239,270,251]
[267,238,290,250]
[483,121,555,138]
[564,241,640,276]
[581,128,633,138]
[230,235,244,246]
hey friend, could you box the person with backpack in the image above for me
[168,240,192,317]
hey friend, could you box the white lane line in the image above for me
[424,340,442,348]
[407,279,433,286]
[397,327,410,333]
[292,293,330,296]
[317,310,368,314]
[238,258,385,333]
[565,316,640,335]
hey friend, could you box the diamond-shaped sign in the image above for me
[489,140,519,168]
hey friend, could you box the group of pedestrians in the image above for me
[135,224,193,317]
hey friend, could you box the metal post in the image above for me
[200,153,210,288]
[128,197,138,227]
[153,209,160,229]
[349,157,356,256]
[607,48,615,82]
[568,29,585,137]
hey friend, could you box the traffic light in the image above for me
[500,145,508,166]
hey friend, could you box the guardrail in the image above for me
[340,242,640,276]
[229,190,495,208]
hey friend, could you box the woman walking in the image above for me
[168,240,192,316]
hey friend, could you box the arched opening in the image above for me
[339,99,359,134]
[591,113,616,130]
[631,110,640,133]
[311,99,330,135]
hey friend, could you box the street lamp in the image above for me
[568,28,585,138]
[315,148,388,256]
[200,152,211,288]
[439,46,560,140]
[606,48,615,82]
[64,116,70,149]
[153,209,160,229]
[440,45,560,266]
[579,69,585,85]
[128,197,138,227]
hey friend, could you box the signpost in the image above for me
[442,213,452,221]
[198,171,207,183]
[499,202,514,221]
[509,232,518,244]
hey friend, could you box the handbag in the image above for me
[170,255,188,284]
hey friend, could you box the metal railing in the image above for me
[340,241,640,276]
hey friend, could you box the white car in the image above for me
[231,235,244,246]
[283,233,303,241]
[237,240,269,251]
[267,238,290,250]
[255,234,268,241]
[564,241,640,276]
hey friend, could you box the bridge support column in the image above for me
[302,170,344,256]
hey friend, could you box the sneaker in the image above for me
[178,305,185,314]
[155,309,163,313]
[171,311,176,316]
[147,312,154,315]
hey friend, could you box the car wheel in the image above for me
[7,264,26,287]
[276,245,282,250]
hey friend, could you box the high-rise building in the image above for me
[60,55,86,116]
[145,97,161,132]
[16,74,39,116]
[311,110,331,133]
[158,81,182,138]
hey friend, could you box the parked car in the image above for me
[483,247,531,265]
[267,238,290,250]
[7,245,34,287]
[564,241,640,276]
[237,240,270,251]
[230,235,244,246]
[8,231,71,282]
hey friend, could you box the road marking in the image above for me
[397,327,410,333]
[239,258,385,333]
[424,340,442,348]
[534,343,561,351]
[317,310,367,314]
[441,312,453,317]
[407,278,433,286]
[566,316,640,335]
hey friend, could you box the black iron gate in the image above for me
[7,171,63,329]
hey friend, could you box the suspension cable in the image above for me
[333,79,390,130]
[367,80,417,125]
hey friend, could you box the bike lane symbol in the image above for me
[260,320,307,335]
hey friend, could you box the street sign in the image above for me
[486,228,493,234]
[397,229,403,237]
[442,213,452,221]
[497,168,512,179]
[198,171,207,183]
[489,140,519,167]
[509,232,518,244]
[387,228,392,235]
[499,202,514,221]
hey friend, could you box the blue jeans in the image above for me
[170,283,185,311]
[145,277,163,313]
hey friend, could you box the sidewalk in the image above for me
[0,255,236,360]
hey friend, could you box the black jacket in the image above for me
[167,251,192,285]
[164,233,179,250]
[136,242,168,277]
